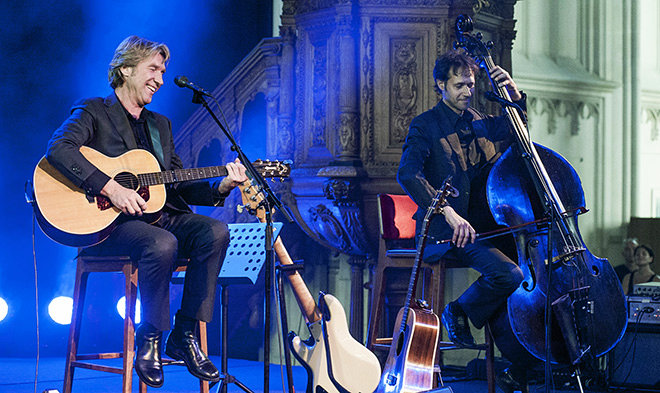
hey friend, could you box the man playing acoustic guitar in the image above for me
[397,50,529,393]
[45,35,248,388]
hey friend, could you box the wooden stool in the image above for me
[366,194,495,393]
[63,254,210,393]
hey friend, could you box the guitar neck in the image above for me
[138,166,228,186]
[273,236,322,324]
[239,182,321,324]
[399,234,426,331]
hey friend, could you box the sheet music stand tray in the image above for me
[172,222,283,393]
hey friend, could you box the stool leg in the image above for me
[366,262,387,350]
[123,263,138,393]
[63,262,89,393]
[199,321,209,393]
[485,323,495,393]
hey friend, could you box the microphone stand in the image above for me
[189,90,295,393]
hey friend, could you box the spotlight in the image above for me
[48,296,73,325]
[116,296,141,324]
[0,297,8,321]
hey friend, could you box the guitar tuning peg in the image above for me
[279,178,284,182]
[486,41,494,49]
[475,32,483,40]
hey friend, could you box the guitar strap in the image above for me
[146,114,165,167]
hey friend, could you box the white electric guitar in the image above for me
[240,181,381,393]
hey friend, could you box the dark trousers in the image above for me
[82,211,230,331]
[443,241,523,329]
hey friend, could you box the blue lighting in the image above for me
[0,298,7,322]
[116,296,141,324]
[48,296,73,325]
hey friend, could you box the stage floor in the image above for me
[0,356,646,393]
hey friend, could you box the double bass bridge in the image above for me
[546,245,586,267]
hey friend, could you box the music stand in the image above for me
[172,222,283,393]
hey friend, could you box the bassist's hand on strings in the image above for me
[101,178,147,216]
[489,66,522,101]
[443,205,476,247]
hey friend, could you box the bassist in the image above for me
[45,35,248,388]
[397,50,529,392]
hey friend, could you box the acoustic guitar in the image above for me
[31,146,290,247]
[376,179,455,393]
[239,179,381,393]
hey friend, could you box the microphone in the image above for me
[173,75,213,97]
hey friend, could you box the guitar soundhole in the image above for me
[395,331,405,356]
[115,172,140,190]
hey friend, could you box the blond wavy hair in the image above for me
[108,35,170,89]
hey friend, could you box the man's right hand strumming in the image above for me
[101,178,147,216]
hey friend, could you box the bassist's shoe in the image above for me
[441,301,476,348]
[496,368,529,393]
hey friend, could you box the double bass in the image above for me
[453,15,627,369]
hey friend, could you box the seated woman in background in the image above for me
[622,244,660,295]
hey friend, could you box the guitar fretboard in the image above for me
[138,166,229,186]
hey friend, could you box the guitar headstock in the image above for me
[253,159,292,179]
[423,176,458,222]
[238,159,292,220]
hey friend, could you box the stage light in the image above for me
[0,297,8,321]
[116,296,141,324]
[48,296,72,325]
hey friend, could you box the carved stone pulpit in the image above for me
[174,0,517,342]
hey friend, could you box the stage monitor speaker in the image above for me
[609,323,660,389]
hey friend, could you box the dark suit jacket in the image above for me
[46,94,226,212]
[397,100,520,257]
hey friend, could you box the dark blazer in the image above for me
[397,101,519,255]
[46,94,226,212]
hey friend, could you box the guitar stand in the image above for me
[276,262,306,393]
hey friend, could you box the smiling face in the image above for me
[119,52,166,110]
[437,66,475,114]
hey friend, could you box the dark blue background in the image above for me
[0,0,272,356]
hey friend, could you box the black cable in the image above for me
[610,304,649,385]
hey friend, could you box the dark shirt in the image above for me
[122,105,156,156]
[437,101,485,179]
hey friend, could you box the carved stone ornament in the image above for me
[643,106,660,141]
[392,40,419,145]
[529,96,600,136]
[338,112,359,156]
[308,204,353,252]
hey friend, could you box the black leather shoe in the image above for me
[496,368,529,393]
[165,322,219,382]
[441,301,476,348]
[135,323,164,388]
